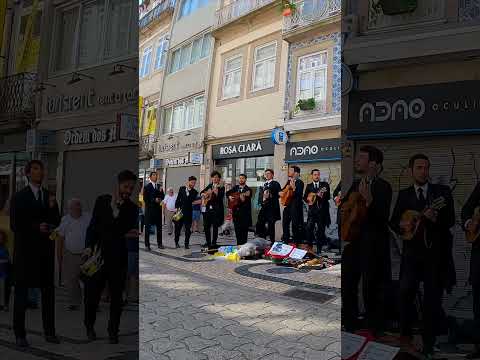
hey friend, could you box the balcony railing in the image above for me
[459,0,480,22]
[367,0,446,31]
[139,0,175,30]
[214,0,276,29]
[0,72,37,122]
[283,0,341,34]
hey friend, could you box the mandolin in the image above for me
[306,187,327,206]
[340,192,368,242]
[399,196,446,241]
[466,206,480,243]
[279,182,294,207]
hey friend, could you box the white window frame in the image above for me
[222,54,243,100]
[154,35,169,71]
[162,95,205,135]
[295,51,328,111]
[140,46,153,78]
[49,0,137,77]
[178,0,210,20]
[252,41,277,92]
[168,34,211,75]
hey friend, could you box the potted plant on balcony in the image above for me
[296,98,316,112]
[281,0,296,17]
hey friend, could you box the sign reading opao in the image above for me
[212,138,274,160]
[64,125,116,146]
[285,138,341,163]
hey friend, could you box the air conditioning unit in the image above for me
[342,14,359,35]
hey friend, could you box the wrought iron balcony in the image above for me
[283,0,341,34]
[214,0,276,30]
[459,0,480,22]
[367,0,446,31]
[139,0,175,30]
[0,72,37,122]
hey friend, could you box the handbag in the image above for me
[80,245,104,277]
[172,209,183,222]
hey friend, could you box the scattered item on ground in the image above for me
[237,237,271,258]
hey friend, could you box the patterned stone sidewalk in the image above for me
[140,249,341,360]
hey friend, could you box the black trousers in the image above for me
[342,242,388,334]
[399,253,444,352]
[473,282,480,344]
[234,221,249,246]
[306,214,327,249]
[174,218,192,247]
[144,211,162,248]
[84,265,126,336]
[203,211,219,247]
[14,284,55,338]
[138,214,145,233]
[282,207,303,244]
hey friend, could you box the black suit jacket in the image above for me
[259,180,281,222]
[304,181,331,227]
[143,182,164,220]
[226,185,252,227]
[333,181,341,226]
[461,182,480,285]
[10,186,60,286]
[201,184,225,225]
[283,178,304,220]
[391,183,456,290]
[175,186,198,222]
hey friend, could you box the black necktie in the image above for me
[418,188,426,209]
[314,183,318,190]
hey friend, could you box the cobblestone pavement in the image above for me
[140,229,341,360]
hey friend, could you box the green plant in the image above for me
[280,0,297,14]
[296,98,316,111]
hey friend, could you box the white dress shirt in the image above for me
[163,194,177,212]
[414,183,429,200]
[57,213,92,254]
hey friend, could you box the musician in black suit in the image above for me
[143,171,165,250]
[256,169,281,244]
[281,166,305,245]
[342,145,392,337]
[461,182,480,359]
[200,171,225,249]
[174,176,199,249]
[391,154,456,356]
[303,169,331,252]
[333,181,341,245]
[226,174,252,246]
[10,160,61,348]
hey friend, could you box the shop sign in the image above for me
[212,138,274,160]
[271,128,288,145]
[165,155,191,167]
[285,138,341,163]
[64,125,116,146]
[117,113,138,141]
[348,80,480,138]
[156,139,203,154]
[189,152,203,165]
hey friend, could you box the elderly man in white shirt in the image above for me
[162,188,177,236]
[56,198,91,311]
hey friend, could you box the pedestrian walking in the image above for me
[56,198,91,311]
[162,188,177,236]
[192,195,201,233]
[143,172,164,250]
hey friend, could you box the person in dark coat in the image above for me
[143,171,165,250]
[281,166,305,245]
[200,171,225,249]
[461,182,480,359]
[333,181,341,246]
[390,154,456,357]
[304,169,331,253]
[226,174,252,246]
[84,170,139,344]
[342,145,392,337]
[174,176,199,249]
[256,169,281,244]
[10,160,61,348]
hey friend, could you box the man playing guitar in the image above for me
[281,166,304,245]
[390,154,456,357]
[200,171,225,249]
[226,174,252,246]
[256,169,281,244]
[461,182,480,359]
[342,145,392,337]
[303,169,331,253]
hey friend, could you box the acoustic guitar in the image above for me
[279,182,294,207]
[340,192,368,242]
[466,206,480,243]
[399,196,446,241]
[306,187,327,206]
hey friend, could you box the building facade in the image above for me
[343,0,480,319]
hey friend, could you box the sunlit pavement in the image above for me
[140,228,341,360]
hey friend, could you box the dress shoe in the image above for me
[45,335,60,344]
[158,245,165,249]
[146,246,151,251]
[168,232,172,236]
[109,334,119,344]
[175,243,180,248]
[185,245,190,249]
[86,328,97,341]
[16,337,29,348]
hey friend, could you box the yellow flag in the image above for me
[16,0,40,72]
[138,96,144,135]
[0,0,7,61]
[143,107,157,136]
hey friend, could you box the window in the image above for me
[140,46,153,78]
[222,55,242,99]
[154,36,169,70]
[162,96,205,134]
[296,51,328,111]
[52,0,136,73]
[169,35,211,74]
[179,0,210,19]
[252,42,276,92]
